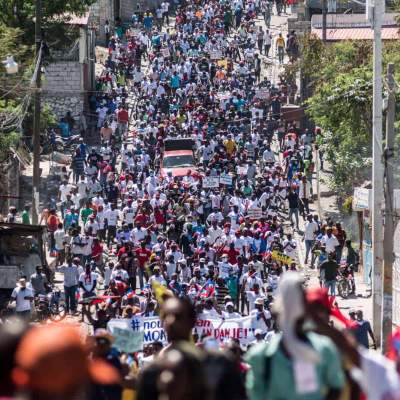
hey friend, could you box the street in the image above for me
[0,0,392,399]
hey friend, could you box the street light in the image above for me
[3,56,19,74]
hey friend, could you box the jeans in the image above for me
[289,207,299,229]
[336,246,343,263]
[64,285,77,312]
[278,47,284,63]
[305,240,315,264]
[138,268,147,290]
[16,310,31,321]
[300,198,310,217]
[324,280,336,296]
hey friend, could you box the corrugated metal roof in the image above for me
[311,27,400,40]
[311,12,399,28]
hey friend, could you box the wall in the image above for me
[90,0,115,44]
[393,222,400,326]
[42,61,83,119]
[0,155,20,216]
[120,0,160,20]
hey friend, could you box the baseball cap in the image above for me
[12,324,120,396]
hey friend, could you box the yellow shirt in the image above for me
[276,37,285,48]
[224,139,236,155]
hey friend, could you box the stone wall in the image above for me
[120,0,160,21]
[42,61,84,119]
[90,0,115,44]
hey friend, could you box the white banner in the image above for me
[194,316,255,344]
[108,315,256,347]
[108,316,167,345]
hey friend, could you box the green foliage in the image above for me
[0,0,94,160]
[293,36,400,200]
[0,0,96,44]
[342,196,353,215]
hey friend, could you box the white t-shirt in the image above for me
[111,268,129,281]
[11,286,33,312]
[245,291,258,311]
[59,183,74,202]
[131,227,147,244]
[54,229,67,251]
[322,234,340,253]
[283,239,297,259]
[223,311,242,319]
[105,209,119,226]
[356,348,400,400]
[79,272,97,292]
[304,221,319,241]
[250,309,271,332]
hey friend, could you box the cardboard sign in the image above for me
[255,88,270,99]
[113,327,144,353]
[161,47,170,57]
[203,176,220,188]
[237,165,248,175]
[220,174,233,186]
[247,207,263,219]
[271,250,293,264]
[210,49,223,60]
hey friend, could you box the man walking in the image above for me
[319,252,339,296]
[276,33,285,64]
[57,258,81,314]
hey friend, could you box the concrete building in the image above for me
[42,13,96,119]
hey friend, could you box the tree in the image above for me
[284,35,400,201]
[0,0,96,42]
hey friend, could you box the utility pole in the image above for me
[381,63,395,352]
[32,0,42,225]
[322,0,327,42]
[371,0,384,346]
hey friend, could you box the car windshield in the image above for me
[163,154,194,168]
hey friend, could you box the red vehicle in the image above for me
[161,138,197,178]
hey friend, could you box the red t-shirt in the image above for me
[226,248,240,265]
[117,109,129,123]
[135,247,152,268]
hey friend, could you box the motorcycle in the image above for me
[35,286,66,322]
[337,264,356,299]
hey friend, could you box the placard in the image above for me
[237,165,248,175]
[220,174,233,186]
[247,207,263,219]
[255,88,270,99]
[161,47,170,57]
[210,49,223,60]
[271,250,293,264]
[203,176,220,188]
[113,326,144,353]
